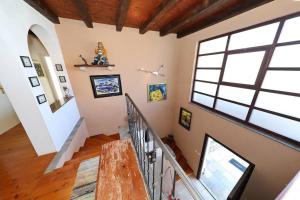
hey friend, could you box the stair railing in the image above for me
[125,93,204,200]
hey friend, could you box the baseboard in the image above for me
[44,117,89,173]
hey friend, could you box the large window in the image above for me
[191,12,300,145]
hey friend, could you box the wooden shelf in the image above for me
[74,64,115,67]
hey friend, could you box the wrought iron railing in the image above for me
[125,93,204,200]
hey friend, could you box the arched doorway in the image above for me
[27,27,64,108]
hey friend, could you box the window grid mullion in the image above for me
[245,21,286,122]
[213,35,231,109]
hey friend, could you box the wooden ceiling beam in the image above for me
[73,0,93,28]
[177,0,274,38]
[160,0,218,36]
[116,0,131,31]
[139,0,179,34]
[24,0,60,24]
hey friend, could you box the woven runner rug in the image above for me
[70,156,100,200]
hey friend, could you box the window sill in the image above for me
[189,102,300,152]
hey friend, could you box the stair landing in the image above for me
[96,139,149,200]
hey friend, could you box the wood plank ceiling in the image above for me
[24,0,274,38]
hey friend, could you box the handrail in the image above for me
[125,93,204,200]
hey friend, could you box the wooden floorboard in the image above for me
[96,139,149,200]
[0,124,121,200]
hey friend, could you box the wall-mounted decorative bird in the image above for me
[138,65,165,77]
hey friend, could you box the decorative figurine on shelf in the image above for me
[92,42,109,65]
[79,54,88,65]
[63,86,71,98]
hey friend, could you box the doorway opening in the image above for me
[27,30,65,112]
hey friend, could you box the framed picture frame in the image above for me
[28,76,40,87]
[59,76,66,83]
[147,83,167,102]
[90,74,123,98]
[55,64,63,71]
[179,107,192,131]
[36,94,47,104]
[20,56,33,68]
[34,63,45,77]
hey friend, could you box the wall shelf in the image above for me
[74,64,115,68]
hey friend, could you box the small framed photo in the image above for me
[34,63,44,77]
[90,74,122,98]
[179,107,192,131]
[59,76,66,83]
[55,64,63,71]
[20,56,33,68]
[36,94,47,104]
[28,76,40,87]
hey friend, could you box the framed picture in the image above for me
[55,64,63,71]
[147,83,167,102]
[90,74,122,98]
[20,56,32,67]
[179,107,192,131]
[59,76,66,83]
[34,63,45,77]
[36,94,47,104]
[28,76,40,87]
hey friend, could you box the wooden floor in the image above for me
[0,124,119,200]
[96,139,149,200]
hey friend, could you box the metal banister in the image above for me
[125,93,204,200]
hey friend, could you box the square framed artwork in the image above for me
[20,56,33,68]
[147,83,167,102]
[179,107,192,131]
[55,64,63,71]
[28,76,40,87]
[59,76,66,83]
[34,63,45,77]
[90,74,122,98]
[36,94,47,104]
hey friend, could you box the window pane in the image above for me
[269,45,300,67]
[279,16,300,43]
[255,92,300,119]
[262,71,300,93]
[223,51,265,84]
[193,92,215,108]
[216,99,249,120]
[250,109,300,142]
[197,54,224,68]
[199,36,228,54]
[195,69,221,82]
[229,22,279,50]
[218,85,255,105]
[194,82,218,96]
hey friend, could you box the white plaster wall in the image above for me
[0,90,20,135]
[0,0,81,155]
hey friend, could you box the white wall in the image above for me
[0,86,20,134]
[173,1,300,199]
[0,0,81,155]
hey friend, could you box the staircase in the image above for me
[64,134,119,166]
[161,137,194,180]
[31,134,120,200]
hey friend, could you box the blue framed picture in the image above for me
[90,74,122,98]
[147,83,167,102]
